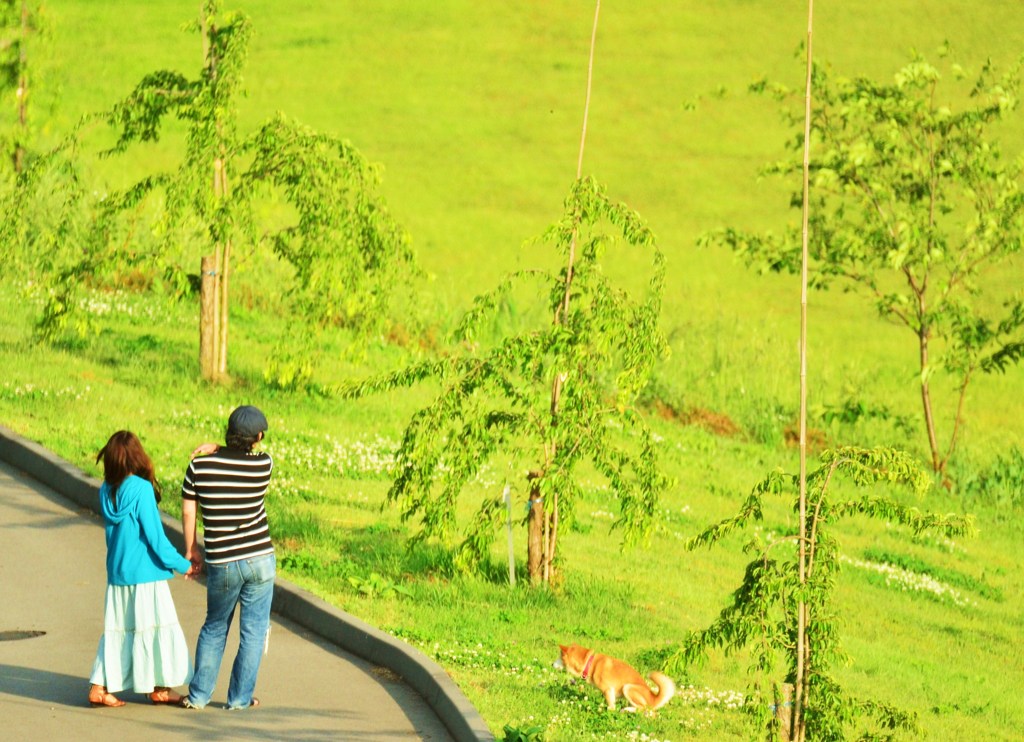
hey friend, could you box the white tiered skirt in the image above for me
[89,581,193,693]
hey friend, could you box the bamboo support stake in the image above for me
[540,0,601,585]
[215,146,230,378]
[504,485,516,586]
[794,1,814,741]
[542,504,550,584]
[218,234,230,376]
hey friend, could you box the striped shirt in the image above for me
[182,448,275,565]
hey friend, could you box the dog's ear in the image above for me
[558,644,567,652]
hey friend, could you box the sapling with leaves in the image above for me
[0,0,70,294]
[31,0,413,382]
[670,446,975,740]
[342,176,670,584]
[0,0,45,173]
[705,50,1024,477]
[0,125,90,310]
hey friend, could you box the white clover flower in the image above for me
[841,556,972,606]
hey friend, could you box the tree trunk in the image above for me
[776,682,794,741]
[13,0,29,173]
[199,255,217,380]
[212,148,231,378]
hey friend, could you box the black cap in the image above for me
[228,405,268,437]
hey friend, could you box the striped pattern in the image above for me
[182,449,274,565]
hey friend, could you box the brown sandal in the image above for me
[150,687,183,705]
[89,684,126,708]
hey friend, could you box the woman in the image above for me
[88,430,196,707]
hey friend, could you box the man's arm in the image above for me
[182,498,201,567]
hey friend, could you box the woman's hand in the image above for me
[184,562,202,580]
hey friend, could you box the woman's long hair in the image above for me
[96,430,162,503]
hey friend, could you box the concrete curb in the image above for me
[0,424,495,742]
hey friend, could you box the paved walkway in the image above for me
[0,457,467,741]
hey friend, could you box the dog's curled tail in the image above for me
[648,671,676,710]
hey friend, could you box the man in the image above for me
[180,405,275,710]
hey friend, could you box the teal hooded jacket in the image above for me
[99,474,192,586]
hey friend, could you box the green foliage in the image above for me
[501,724,545,742]
[342,176,670,574]
[262,336,316,391]
[347,571,413,599]
[0,125,142,341]
[243,114,415,332]
[951,445,1024,510]
[0,1,24,90]
[673,446,975,740]
[706,50,1024,473]
[0,0,47,172]
[816,398,896,428]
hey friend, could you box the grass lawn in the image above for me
[3,1,1023,739]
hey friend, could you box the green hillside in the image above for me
[34,0,1023,448]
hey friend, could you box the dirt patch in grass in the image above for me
[783,422,827,452]
[653,401,742,437]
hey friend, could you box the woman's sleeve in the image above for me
[135,481,193,575]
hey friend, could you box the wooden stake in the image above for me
[795,2,814,741]
[504,485,516,586]
[527,481,544,583]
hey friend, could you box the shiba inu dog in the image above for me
[554,643,676,712]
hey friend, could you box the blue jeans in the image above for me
[188,553,275,709]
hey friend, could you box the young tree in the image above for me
[34,0,412,381]
[0,129,100,338]
[705,52,1024,476]
[341,1,667,585]
[0,0,42,173]
[342,176,670,584]
[671,446,974,740]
